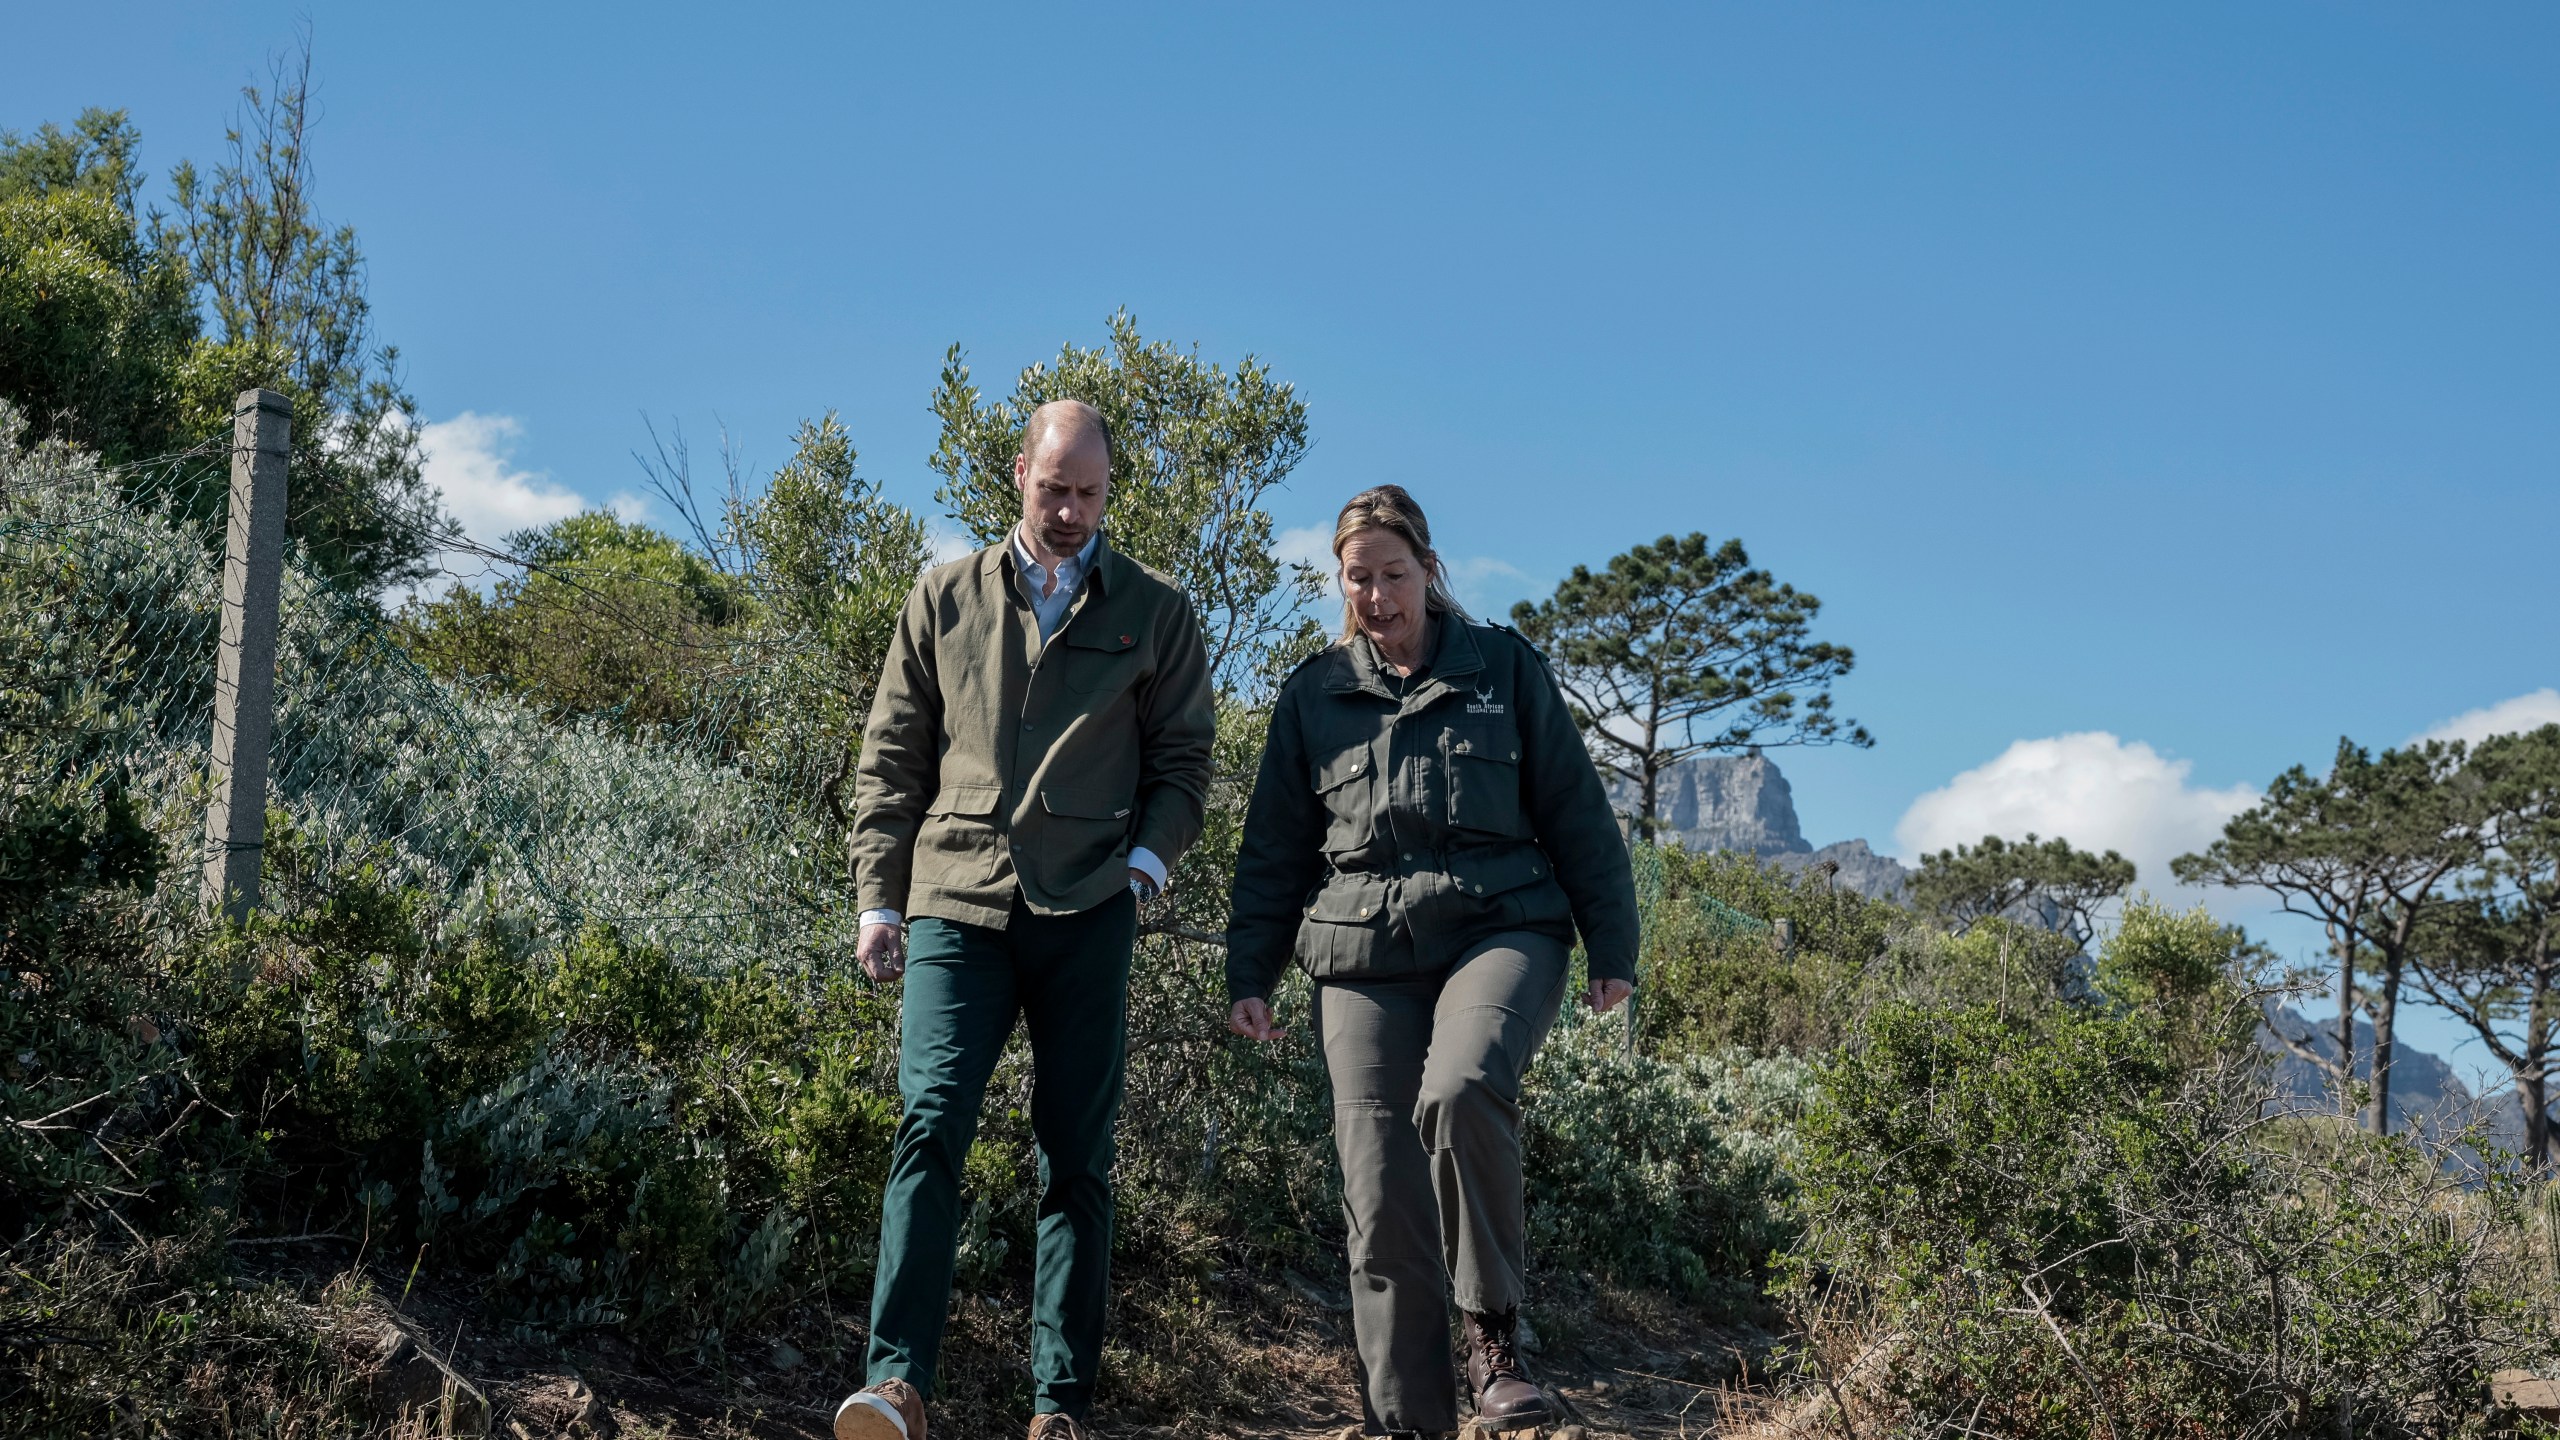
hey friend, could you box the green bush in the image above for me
[1633,845,2082,1058]
[1522,1007,1809,1301]
[1781,900,2554,1436]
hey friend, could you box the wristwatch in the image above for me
[1129,873,1158,903]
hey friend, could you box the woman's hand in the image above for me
[1228,997,1286,1042]
[1583,978,1633,1013]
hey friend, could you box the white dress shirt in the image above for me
[859,525,1165,930]
[1014,524,1098,643]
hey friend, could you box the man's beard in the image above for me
[1029,517,1090,555]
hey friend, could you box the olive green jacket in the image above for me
[850,536,1217,929]
[1224,617,1639,1002]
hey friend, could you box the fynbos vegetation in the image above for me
[5,60,2559,1440]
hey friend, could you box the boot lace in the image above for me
[1472,1307,1524,1379]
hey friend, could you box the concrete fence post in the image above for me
[202,389,291,922]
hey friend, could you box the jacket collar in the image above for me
[1322,613,1485,700]
[978,529,1123,597]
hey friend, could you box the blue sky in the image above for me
[10,4,2556,1071]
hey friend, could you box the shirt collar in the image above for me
[1011,523,1102,581]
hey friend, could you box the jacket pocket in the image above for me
[1059,625,1142,695]
[1306,871,1389,923]
[919,784,1006,872]
[1298,872,1392,979]
[1447,844,1552,900]
[1442,732,1528,839]
[1039,786,1136,887]
[1313,745,1375,856]
[1449,844,1573,934]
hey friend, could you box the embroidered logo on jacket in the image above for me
[1466,683,1504,716]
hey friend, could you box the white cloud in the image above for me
[2412,689,2560,747]
[1894,732,2259,904]
[419,412,584,546]
[396,412,585,602]
[1274,524,1334,574]
[927,522,978,565]
[1448,554,1534,615]
[606,490,653,523]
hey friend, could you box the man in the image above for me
[834,400,1216,1440]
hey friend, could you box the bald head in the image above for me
[1019,399,1114,467]
[1013,400,1114,562]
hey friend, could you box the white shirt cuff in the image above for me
[859,908,902,928]
[1129,847,1169,893]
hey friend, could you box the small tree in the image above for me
[1509,531,1868,829]
[2408,724,2560,1169]
[718,412,932,815]
[1912,833,2136,950]
[400,510,742,731]
[159,35,446,590]
[2172,738,2484,1133]
[0,110,199,463]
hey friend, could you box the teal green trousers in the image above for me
[865,888,1134,1418]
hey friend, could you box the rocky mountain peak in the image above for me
[1616,752,1913,900]
[1611,752,1810,858]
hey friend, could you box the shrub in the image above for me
[0,1226,374,1439]
[1636,843,2082,1058]
[1777,901,2555,1437]
[1522,1006,1810,1301]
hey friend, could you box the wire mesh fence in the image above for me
[0,404,856,973]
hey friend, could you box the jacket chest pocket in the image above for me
[1058,625,1141,695]
[1441,728,1527,839]
[1313,745,1375,856]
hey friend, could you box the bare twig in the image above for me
[2019,1278,2116,1440]
[10,1090,116,1131]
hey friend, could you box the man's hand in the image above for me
[1228,997,1285,1042]
[859,921,907,983]
[1584,978,1634,1013]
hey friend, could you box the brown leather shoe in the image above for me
[834,1378,925,1440]
[1026,1414,1089,1440]
[1464,1307,1553,1430]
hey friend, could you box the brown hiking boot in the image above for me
[1463,1307,1552,1431]
[1026,1415,1090,1440]
[833,1378,925,1440]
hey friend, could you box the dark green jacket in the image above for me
[850,535,1217,929]
[1224,617,1639,1002]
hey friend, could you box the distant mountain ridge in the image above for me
[2264,1009,2524,1147]
[1614,752,2524,1144]
[1612,753,1913,901]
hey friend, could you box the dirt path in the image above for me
[243,1241,1767,1439]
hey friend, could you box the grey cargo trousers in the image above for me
[1312,930,1571,1435]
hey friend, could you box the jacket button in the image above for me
[1401,852,1412,862]
[1473,883,1485,893]
[1359,907,1370,917]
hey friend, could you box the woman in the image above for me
[1225,485,1638,1438]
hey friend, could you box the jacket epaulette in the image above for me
[1283,643,1338,682]
[1481,619,1555,668]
